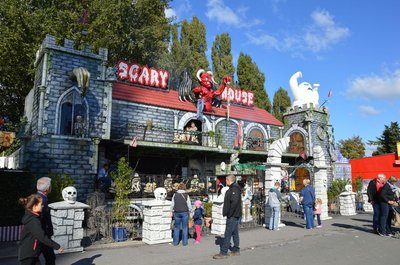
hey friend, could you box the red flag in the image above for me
[300,151,308,161]
[327,89,332,98]
[130,136,138,147]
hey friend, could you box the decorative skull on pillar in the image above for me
[154,187,167,202]
[62,186,77,204]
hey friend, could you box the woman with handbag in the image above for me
[299,179,316,229]
[171,183,192,246]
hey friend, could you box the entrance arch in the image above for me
[266,138,329,219]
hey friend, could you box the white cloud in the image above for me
[205,0,263,28]
[359,105,380,115]
[246,9,350,56]
[169,0,192,22]
[246,32,279,50]
[206,0,240,26]
[304,10,350,53]
[347,69,400,100]
[165,8,176,19]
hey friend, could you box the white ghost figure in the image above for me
[62,186,77,204]
[154,187,167,201]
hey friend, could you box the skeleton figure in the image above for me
[164,174,173,192]
[131,173,141,193]
[62,186,77,204]
[154,187,167,201]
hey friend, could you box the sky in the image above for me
[165,0,400,156]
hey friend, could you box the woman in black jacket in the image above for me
[18,194,64,265]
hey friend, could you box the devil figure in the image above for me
[192,69,231,121]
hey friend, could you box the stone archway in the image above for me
[265,137,330,219]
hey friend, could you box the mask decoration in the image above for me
[62,186,77,204]
[154,187,167,201]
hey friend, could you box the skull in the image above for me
[62,186,77,204]
[154,187,167,201]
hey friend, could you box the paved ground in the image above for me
[2,212,400,265]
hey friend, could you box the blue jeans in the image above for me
[303,205,314,229]
[372,202,381,231]
[173,212,189,246]
[269,206,280,230]
[220,217,240,255]
[379,202,389,235]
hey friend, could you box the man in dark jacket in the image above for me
[213,175,242,259]
[367,174,386,233]
[37,177,56,265]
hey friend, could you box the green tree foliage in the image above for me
[337,136,366,159]
[327,178,350,204]
[46,173,75,203]
[272,87,291,122]
[0,0,171,124]
[369,122,400,156]
[211,33,235,83]
[186,16,209,82]
[111,157,133,225]
[237,52,271,112]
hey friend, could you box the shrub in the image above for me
[111,157,133,226]
[46,173,75,203]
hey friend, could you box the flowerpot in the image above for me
[204,217,212,228]
[112,226,127,242]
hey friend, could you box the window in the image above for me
[288,132,305,154]
[247,128,265,151]
[58,89,88,137]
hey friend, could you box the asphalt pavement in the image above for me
[2,212,399,265]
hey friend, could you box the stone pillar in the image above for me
[142,200,172,244]
[362,193,373,212]
[211,201,226,235]
[339,192,357,216]
[49,201,89,253]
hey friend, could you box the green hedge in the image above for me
[0,170,36,226]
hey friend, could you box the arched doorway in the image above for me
[290,167,311,191]
[247,128,265,151]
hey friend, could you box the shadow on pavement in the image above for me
[282,221,304,228]
[70,254,102,265]
[331,223,374,233]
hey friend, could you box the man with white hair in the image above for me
[37,177,56,265]
[367,173,386,235]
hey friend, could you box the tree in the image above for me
[237,52,271,112]
[337,136,365,159]
[272,87,291,122]
[369,122,400,156]
[0,0,171,125]
[186,16,209,82]
[211,33,235,83]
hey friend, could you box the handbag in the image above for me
[188,218,193,228]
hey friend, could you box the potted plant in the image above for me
[203,201,213,227]
[327,179,350,213]
[110,157,133,241]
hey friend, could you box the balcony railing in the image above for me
[121,122,274,151]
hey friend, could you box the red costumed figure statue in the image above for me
[192,69,231,121]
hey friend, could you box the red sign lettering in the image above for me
[221,86,254,107]
[117,61,169,89]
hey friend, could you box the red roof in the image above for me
[112,82,283,126]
